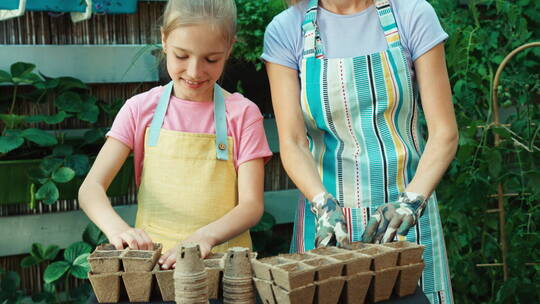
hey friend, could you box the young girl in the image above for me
[79,0,272,269]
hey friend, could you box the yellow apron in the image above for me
[134,81,252,252]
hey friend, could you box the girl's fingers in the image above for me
[127,230,145,249]
[374,211,391,244]
[121,233,138,250]
[162,253,177,270]
[135,229,153,250]
[110,237,125,250]
[159,250,172,265]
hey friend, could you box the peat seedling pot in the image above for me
[394,263,425,297]
[314,277,345,304]
[271,283,316,304]
[271,262,316,291]
[88,272,122,303]
[382,241,424,266]
[340,271,373,304]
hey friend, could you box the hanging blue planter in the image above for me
[93,0,138,14]
[0,0,138,14]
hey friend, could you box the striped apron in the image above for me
[290,0,453,302]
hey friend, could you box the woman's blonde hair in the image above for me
[161,0,237,44]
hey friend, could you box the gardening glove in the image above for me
[310,192,350,248]
[361,192,427,244]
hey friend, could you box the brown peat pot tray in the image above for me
[271,262,316,291]
[301,257,344,281]
[152,265,174,302]
[279,252,319,261]
[88,272,122,303]
[382,241,424,266]
[314,277,345,304]
[122,243,162,272]
[394,262,425,297]
[252,256,293,280]
[253,278,276,304]
[356,245,398,271]
[122,271,154,302]
[88,250,124,274]
[271,283,316,304]
[369,267,400,303]
[340,271,373,304]
[330,252,371,276]
[204,259,223,299]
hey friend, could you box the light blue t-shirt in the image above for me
[262,0,448,76]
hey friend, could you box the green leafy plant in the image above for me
[20,243,60,268]
[0,269,28,304]
[430,0,540,303]
[0,62,109,206]
[233,0,286,70]
[82,222,108,248]
[43,242,92,285]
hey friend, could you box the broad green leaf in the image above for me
[20,256,40,268]
[83,128,106,144]
[70,253,90,279]
[56,76,88,91]
[33,77,59,90]
[0,114,26,129]
[0,70,11,83]
[26,112,71,125]
[21,128,57,146]
[65,154,90,176]
[0,135,24,153]
[10,62,35,78]
[43,261,70,284]
[64,242,92,263]
[35,181,59,205]
[52,167,75,183]
[83,223,108,247]
[1,271,21,290]
[13,73,41,85]
[52,144,73,157]
[31,243,45,260]
[28,167,50,184]
[487,150,502,179]
[77,103,99,123]
[41,158,64,174]
[55,92,83,112]
[44,245,60,260]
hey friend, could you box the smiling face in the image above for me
[162,23,232,102]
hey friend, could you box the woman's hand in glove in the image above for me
[361,192,426,243]
[310,192,350,248]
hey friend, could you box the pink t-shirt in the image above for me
[106,85,273,187]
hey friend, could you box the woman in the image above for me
[262,0,457,302]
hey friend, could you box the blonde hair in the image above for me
[161,0,237,44]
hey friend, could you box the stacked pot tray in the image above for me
[88,243,163,303]
[251,241,424,304]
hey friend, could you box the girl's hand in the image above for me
[361,192,426,243]
[108,228,154,250]
[158,231,215,270]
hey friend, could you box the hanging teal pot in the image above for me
[0,0,138,14]
[93,0,138,14]
[0,0,86,12]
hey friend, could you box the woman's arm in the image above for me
[79,137,153,250]
[406,42,458,198]
[265,62,326,200]
[160,158,265,267]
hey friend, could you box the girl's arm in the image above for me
[160,158,265,267]
[265,62,326,200]
[79,137,154,250]
[405,42,458,198]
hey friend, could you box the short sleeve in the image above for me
[236,106,273,166]
[404,0,448,61]
[106,99,136,149]
[261,11,301,70]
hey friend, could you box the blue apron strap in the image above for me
[148,81,173,147]
[213,83,229,161]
